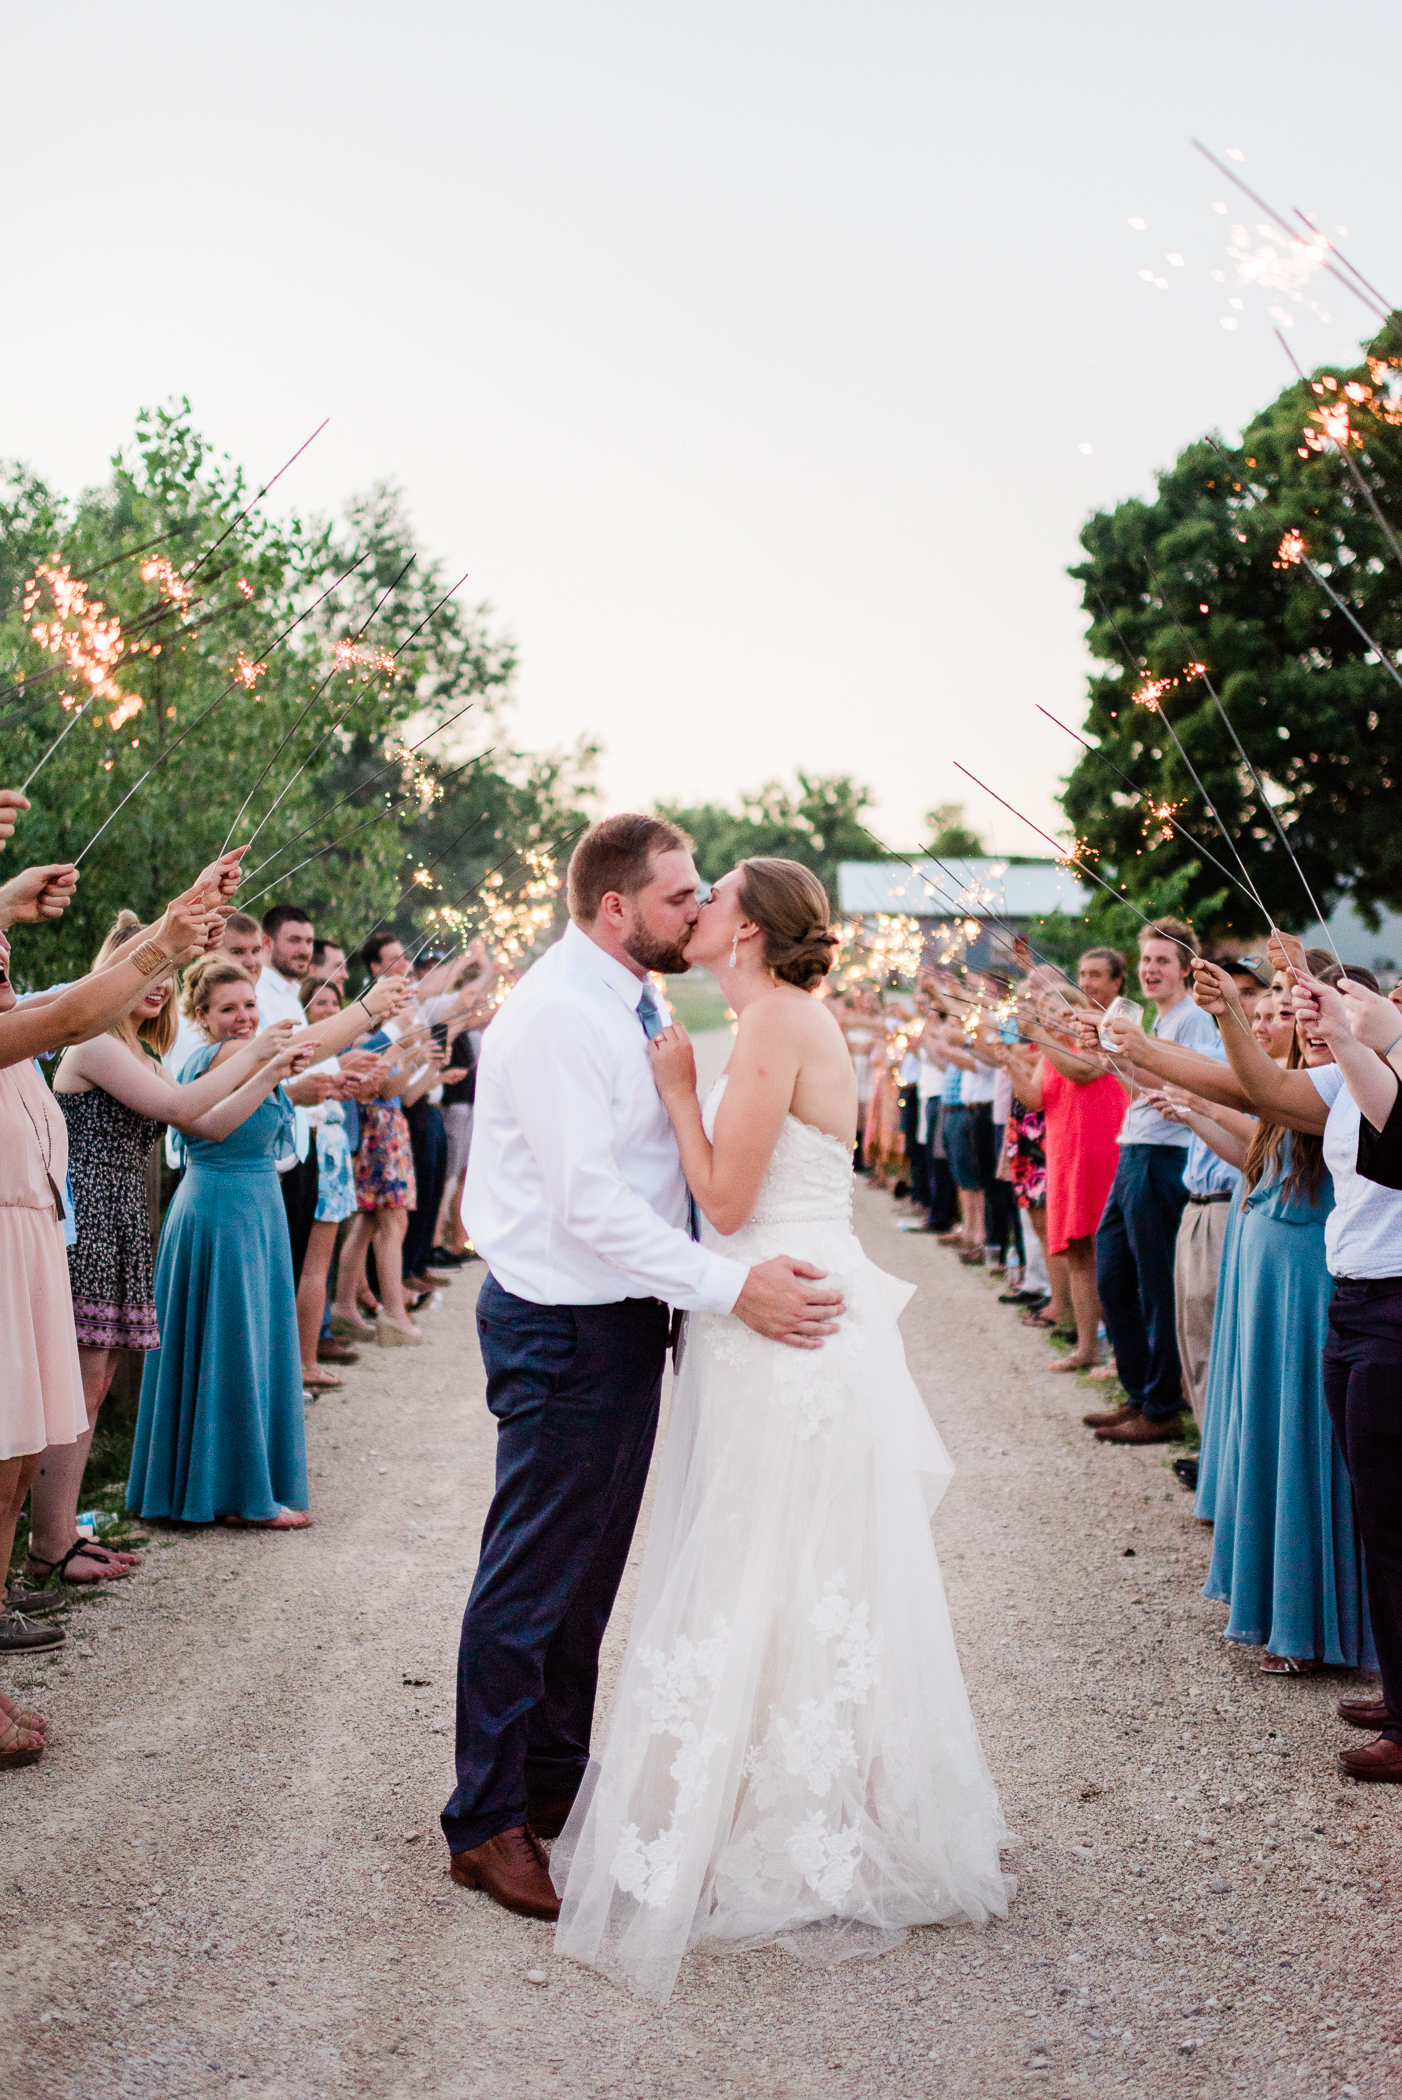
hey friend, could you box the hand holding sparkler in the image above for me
[1289,973,1350,1052]
[268,1040,319,1087]
[1333,978,1402,1065]
[1265,929,1309,982]
[0,790,30,850]
[359,975,415,1026]
[246,1020,299,1066]
[191,846,249,907]
[0,862,79,928]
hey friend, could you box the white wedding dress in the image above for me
[551,1078,1013,2001]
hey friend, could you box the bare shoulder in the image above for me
[734,988,846,1053]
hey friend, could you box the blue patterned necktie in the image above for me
[637,983,698,1240]
[636,985,666,1040]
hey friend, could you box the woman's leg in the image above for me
[1,1454,43,1597]
[1045,1236,1104,1367]
[26,1350,136,1581]
[332,1213,374,1318]
[373,1208,413,1328]
[297,1221,340,1378]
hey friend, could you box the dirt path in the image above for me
[5,1184,1400,2100]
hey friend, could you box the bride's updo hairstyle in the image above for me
[736,858,840,990]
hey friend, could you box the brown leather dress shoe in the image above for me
[1095,1412,1184,1444]
[317,1338,361,1366]
[1338,1696,1396,1731]
[449,1827,560,1919]
[527,1797,577,1841]
[1082,1402,1138,1430]
[1339,1736,1402,1782]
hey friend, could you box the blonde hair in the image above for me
[735,858,840,990]
[93,910,177,1059]
[179,955,254,1028]
[299,974,340,1014]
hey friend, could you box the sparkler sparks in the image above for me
[1274,528,1305,569]
[23,563,130,722]
[140,554,194,615]
[232,650,268,690]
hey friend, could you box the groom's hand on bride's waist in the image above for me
[734,1258,844,1350]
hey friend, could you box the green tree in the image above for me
[0,402,590,983]
[923,800,987,858]
[1063,320,1402,941]
[656,771,878,902]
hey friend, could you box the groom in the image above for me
[441,813,845,1918]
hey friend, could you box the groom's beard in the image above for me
[621,926,692,976]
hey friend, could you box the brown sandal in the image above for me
[1260,1654,1320,1676]
[1020,1308,1059,1328]
[0,1712,44,1770]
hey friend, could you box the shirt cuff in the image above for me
[686,1251,748,1316]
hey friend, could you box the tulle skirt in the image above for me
[552,1215,1013,2002]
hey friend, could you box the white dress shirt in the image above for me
[462,920,747,1312]
[255,963,309,1167]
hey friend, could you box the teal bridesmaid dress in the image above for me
[127,1047,308,1523]
[1192,1191,1245,1524]
[1202,1141,1375,1668]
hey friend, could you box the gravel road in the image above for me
[5,1179,1400,2100]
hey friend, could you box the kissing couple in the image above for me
[440,814,1012,2000]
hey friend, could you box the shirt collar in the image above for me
[263,964,295,996]
[562,919,650,1015]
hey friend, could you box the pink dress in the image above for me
[1042,1061,1126,1256]
[0,1057,87,1460]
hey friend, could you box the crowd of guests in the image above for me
[838,915,1402,1785]
[0,788,501,1769]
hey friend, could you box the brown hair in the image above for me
[179,955,254,1024]
[1139,916,1195,964]
[566,813,690,924]
[300,974,340,1013]
[224,911,261,939]
[1078,945,1126,986]
[735,857,840,990]
[92,910,177,1059]
[1242,960,1377,1209]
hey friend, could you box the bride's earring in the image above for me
[729,934,739,968]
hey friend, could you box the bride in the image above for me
[551,857,1012,2000]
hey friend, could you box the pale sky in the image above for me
[3,2,1397,852]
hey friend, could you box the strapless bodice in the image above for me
[700,1076,853,1229]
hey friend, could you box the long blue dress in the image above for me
[1192,1191,1245,1524]
[127,1048,308,1523]
[1201,1140,1374,1667]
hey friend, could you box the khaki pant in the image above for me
[1173,1197,1233,1420]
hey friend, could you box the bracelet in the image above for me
[1382,1028,1402,1061]
[129,940,171,978]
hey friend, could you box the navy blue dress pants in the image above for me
[441,1274,668,1856]
[1324,1279,1402,1745]
[1095,1144,1189,1421]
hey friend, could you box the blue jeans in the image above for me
[441,1276,668,1854]
[1095,1145,1190,1420]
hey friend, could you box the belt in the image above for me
[1187,1192,1233,1206]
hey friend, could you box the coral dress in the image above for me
[0,1058,87,1461]
[1041,1062,1125,1255]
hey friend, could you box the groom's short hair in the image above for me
[568,813,691,924]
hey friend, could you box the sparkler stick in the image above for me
[1200,434,1402,701]
[234,750,496,911]
[240,704,482,881]
[1034,704,1257,908]
[219,557,415,851]
[180,419,329,590]
[234,570,472,857]
[1272,328,1402,576]
[0,562,236,717]
[74,523,200,586]
[1190,141,1401,346]
[1092,590,1275,929]
[72,550,371,865]
[401,823,589,971]
[341,809,500,965]
[1292,209,1398,326]
[1140,562,1345,966]
[952,762,1168,935]
[851,822,1065,979]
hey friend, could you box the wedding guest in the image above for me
[258,904,335,1286]
[127,954,409,1526]
[0,872,218,1653]
[27,913,298,1587]
[329,931,423,1348]
[434,1026,480,1261]
[1084,920,1219,1444]
[294,975,360,1390]
[167,910,265,1078]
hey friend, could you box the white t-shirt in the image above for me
[1120,995,1223,1148]
[958,1062,997,1107]
[1309,1064,1402,1279]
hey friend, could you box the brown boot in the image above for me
[1338,1696,1396,1731]
[1082,1402,1138,1430]
[1338,1737,1402,1783]
[449,1826,560,1919]
[1096,1412,1184,1444]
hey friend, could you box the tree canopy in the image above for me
[1,403,591,984]
[656,771,878,904]
[1062,319,1402,943]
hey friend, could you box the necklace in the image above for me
[15,1069,65,1222]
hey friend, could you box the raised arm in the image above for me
[0,888,216,1070]
[281,973,414,1061]
[1189,961,1326,1132]
[185,1042,317,1142]
[1293,975,1398,1134]
[650,1005,801,1236]
[54,1021,297,1132]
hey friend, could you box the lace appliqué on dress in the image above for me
[610,1621,731,1909]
